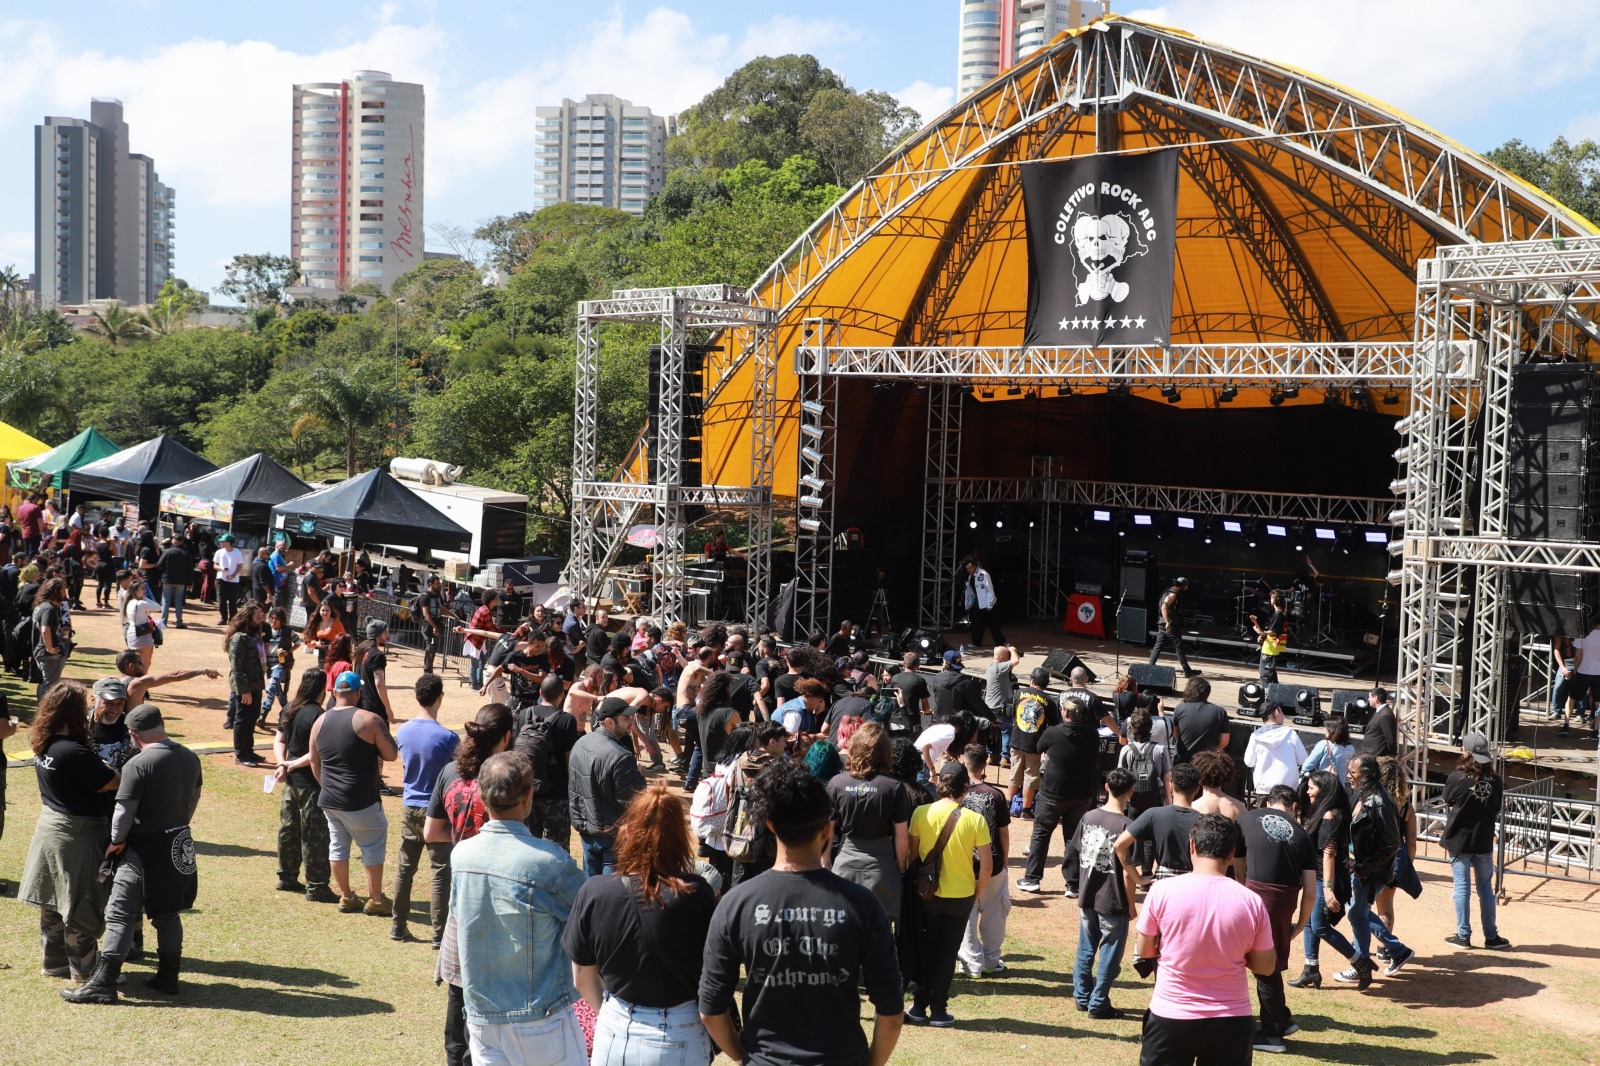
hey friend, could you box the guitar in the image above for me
[1250,613,1289,656]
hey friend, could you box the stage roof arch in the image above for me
[687,14,1596,497]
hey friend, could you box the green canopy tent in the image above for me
[7,427,121,492]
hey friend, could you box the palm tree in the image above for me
[144,293,191,337]
[84,301,149,347]
[292,365,397,478]
[0,264,24,314]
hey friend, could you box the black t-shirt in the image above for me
[774,671,800,704]
[699,869,904,1066]
[754,656,785,697]
[962,780,1011,875]
[281,702,325,789]
[1069,807,1131,914]
[1037,720,1101,800]
[36,735,115,817]
[505,650,549,705]
[414,589,441,630]
[563,874,719,1008]
[827,771,912,841]
[726,672,758,716]
[1171,701,1230,762]
[357,648,388,714]
[929,668,985,717]
[889,671,930,729]
[1112,690,1155,724]
[701,706,739,766]
[1313,809,1351,888]
[585,623,609,663]
[1010,688,1061,755]
[1127,804,1200,878]
[1441,770,1502,855]
[1360,706,1398,757]
[1237,806,1317,887]
[92,714,134,769]
[825,694,870,735]
[157,545,195,584]
[301,572,324,608]
[825,633,854,658]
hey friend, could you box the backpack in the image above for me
[689,762,735,848]
[723,764,765,863]
[513,711,559,797]
[1128,741,1160,793]
[1014,691,1050,737]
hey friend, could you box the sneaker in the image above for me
[235,753,264,766]
[338,894,365,913]
[389,922,411,942]
[1332,966,1365,985]
[1016,879,1042,893]
[1253,1035,1287,1054]
[306,884,340,904]
[1184,669,1201,678]
[1064,888,1079,899]
[1484,936,1512,951]
[364,895,394,918]
[1000,758,1011,769]
[1444,934,1473,949]
[646,761,667,772]
[276,878,306,893]
[903,1006,929,1025]
[1383,946,1414,976]
[1020,807,1036,820]
[1560,726,1571,737]
[981,959,1008,975]
[960,960,983,977]
[928,1012,957,1028]
[1088,1005,1125,1021]
[1075,1001,1088,1012]
[1282,1023,1300,1037]
[1374,946,1392,963]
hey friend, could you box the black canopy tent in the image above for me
[160,453,313,549]
[269,468,470,557]
[70,435,218,520]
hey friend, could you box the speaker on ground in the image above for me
[1042,649,1098,683]
[1127,662,1176,694]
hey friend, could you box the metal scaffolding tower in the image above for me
[568,285,777,625]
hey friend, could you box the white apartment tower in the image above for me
[290,71,425,294]
[33,99,174,307]
[957,0,1110,99]
[533,94,673,216]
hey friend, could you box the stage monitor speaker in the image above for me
[1265,682,1319,717]
[1117,606,1150,644]
[1042,649,1098,684]
[1127,662,1176,694]
[904,628,948,664]
[1236,682,1266,713]
[1328,689,1372,729]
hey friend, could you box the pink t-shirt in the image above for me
[1136,872,1272,1019]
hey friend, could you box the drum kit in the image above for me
[1232,576,1340,647]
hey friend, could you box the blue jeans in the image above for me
[1349,874,1408,962]
[592,995,712,1066]
[1073,908,1127,1012]
[580,833,616,878]
[469,654,485,690]
[1451,852,1498,941]
[674,706,702,788]
[991,712,1012,762]
[161,584,185,624]
[1302,878,1354,965]
[262,665,289,716]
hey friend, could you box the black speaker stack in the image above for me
[1505,364,1600,634]
[1118,550,1155,645]
[1126,662,1176,694]
[646,344,712,486]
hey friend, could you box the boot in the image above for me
[1287,963,1321,989]
[144,951,181,995]
[60,956,122,1005]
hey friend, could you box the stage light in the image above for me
[1218,383,1238,403]
[1222,520,1243,534]
[1389,478,1410,496]
[1177,516,1196,530]
[1238,682,1265,712]
[801,446,825,465]
[1269,388,1287,406]
[1383,391,1402,405]
[800,422,824,441]
[1057,384,1076,398]
[1266,523,1287,537]
[800,473,826,492]
[969,519,978,529]
[1092,509,1112,522]
[1314,527,1336,541]
[1388,538,1405,557]
[1006,385,1024,397]
[1291,524,1306,551]
[995,520,1004,529]
[1133,514,1153,526]
[799,495,825,509]
[800,399,826,418]
[1107,383,1129,397]
[1394,414,1417,435]
[979,388,995,400]
[1323,389,1344,407]
[1365,530,1390,544]
[1393,445,1412,464]
[1386,508,1406,525]
[1283,385,1299,400]
[1350,384,1370,404]
[1386,569,1404,585]
[798,517,822,533]
[1161,384,1182,404]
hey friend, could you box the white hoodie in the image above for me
[1244,722,1308,792]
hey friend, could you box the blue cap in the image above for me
[334,670,363,693]
[943,649,962,664]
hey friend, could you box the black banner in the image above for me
[1022,148,1179,348]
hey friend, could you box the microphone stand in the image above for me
[1113,586,1128,681]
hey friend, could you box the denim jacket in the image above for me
[448,818,587,1024]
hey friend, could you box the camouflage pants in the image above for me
[533,792,571,853]
[278,782,331,889]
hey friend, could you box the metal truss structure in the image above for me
[794,320,839,635]
[569,287,777,624]
[952,476,1393,525]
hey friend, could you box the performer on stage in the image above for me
[62,703,202,1004]
[1148,577,1197,677]
[1251,589,1291,686]
[964,558,1006,649]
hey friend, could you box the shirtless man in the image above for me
[676,645,717,711]
[115,648,221,708]
[563,663,604,732]
[608,685,674,767]
[1189,750,1248,881]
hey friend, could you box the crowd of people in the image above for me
[0,536,1518,1064]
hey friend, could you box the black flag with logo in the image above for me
[1022,148,1179,348]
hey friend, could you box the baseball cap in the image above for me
[850,650,870,667]
[125,704,164,732]
[943,650,962,665]
[333,670,363,693]
[596,696,632,721]
[366,619,390,639]
[218,533,235,542]
[939,761,971,788]
[1174,576,1190,587]
[1462,732,1492,764]
[92,677,129,702]
[1030,667,1052,687]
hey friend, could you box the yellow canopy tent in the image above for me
[0,421,49,509]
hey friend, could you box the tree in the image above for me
[216,253,299,309]
[668,55,846,173]
[292,362,399,477]
[428,221,488,269]
[84,301,149,347]
[799,88,920,186]
[0,351,65,434]
[144,280,206,337]
[1486,137,1600,225]
[0,264,24,313]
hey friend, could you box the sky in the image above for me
[3,0,1600,296]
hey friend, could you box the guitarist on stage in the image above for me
[1250,588,1291,686]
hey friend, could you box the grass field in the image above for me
[3,615,1600,1065]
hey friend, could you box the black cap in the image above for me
[938,761,971,788]
[595,696,632,721]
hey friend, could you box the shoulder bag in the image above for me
[911,805,966,902]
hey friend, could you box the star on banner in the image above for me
[1134,316,1146,329]
[1120,316,1132,328]
[1058,317,1070,330]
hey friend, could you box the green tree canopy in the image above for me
[217,252,299,309]
[668,55,847,172]
[1486,136,1600,225]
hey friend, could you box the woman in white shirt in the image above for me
[123,576,162,670]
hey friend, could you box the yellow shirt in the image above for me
[910,798,991,899]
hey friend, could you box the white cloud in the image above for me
[0,230,30,275]
[894,80,956,127]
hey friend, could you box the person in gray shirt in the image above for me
[985,646,1020,766]
[62,703,202,1005]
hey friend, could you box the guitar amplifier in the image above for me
[1127,662,1177,694]
[1118,606,1151,644]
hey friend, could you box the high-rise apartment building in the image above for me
[533,94,673,216]
[290,70,425,294]
[33,99,174,307]
[957,0,1109,99]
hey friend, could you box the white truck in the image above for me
[391,458,529,572]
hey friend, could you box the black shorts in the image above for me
[1139,1012,1253,1066]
